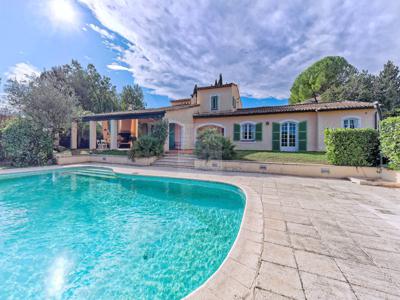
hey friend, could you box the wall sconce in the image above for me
[265,121,270,125]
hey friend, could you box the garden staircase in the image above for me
[153,153,196,169]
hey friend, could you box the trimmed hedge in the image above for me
[1,117,53,167]
[380,116,400,169]
[325,128,379,166]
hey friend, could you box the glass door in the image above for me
[281,122,297,151]
[169,123,175,150]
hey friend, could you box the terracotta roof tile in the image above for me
[81,104,199,121]
[197,83,237,91]
[193,101,375,118]
[170,98,192,105]
[170,98,191,103]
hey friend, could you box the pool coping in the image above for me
[0,164,263,299]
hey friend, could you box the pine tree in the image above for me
[192,84,198,96]
[218,74,223,86]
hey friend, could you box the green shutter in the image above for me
[255,123,262,141]
[272,122,280,151]
[233,124,240,141]
[298,121,307,151]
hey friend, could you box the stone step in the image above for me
[157,157,195,163]
[164,155,196,159]
[153,160,194,166]
[153,154,196,169]
[152,163,195,169]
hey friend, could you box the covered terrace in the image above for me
[70,109,165,150]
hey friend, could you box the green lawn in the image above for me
[235,151,328,164]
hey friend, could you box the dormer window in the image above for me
[211,96,219,110]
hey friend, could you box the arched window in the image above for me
[342,117,360,129]
[241,123,255,141]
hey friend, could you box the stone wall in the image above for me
[194,159,399,182]
[56,155,157,166]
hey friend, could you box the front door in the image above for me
[281,122,297,151]
[169,123,175,150]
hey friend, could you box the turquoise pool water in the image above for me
[0,168,244,299]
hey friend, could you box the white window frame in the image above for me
[280,120,299,152]
[210,95,219,111]
[342,116,361,129]
[240,121,256,142]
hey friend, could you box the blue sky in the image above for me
[1,1,400,108]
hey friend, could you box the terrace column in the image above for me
[110,119,118,150]
[71,121,78,150]
[89,121,97,150]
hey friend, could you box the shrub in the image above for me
[0,128,5,162]
[150,119,168,144]
[380,116,400,169]
[0,119,8,162]
[129,135,163,159]
[195,128,236,160]
[325,128,379,166]
[1,118,53,167]
[129,119,169,160]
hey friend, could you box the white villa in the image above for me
[70,81,377,153]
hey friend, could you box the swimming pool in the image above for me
[0,167,245,299]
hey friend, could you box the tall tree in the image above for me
[321,70,376,102]
[47,60,120,113]
[289,56,357,104]
[120,84,145,110]
[321,60,400,116]
[5,72,77,135]
[374,61,400,115]
[218,74,223,86]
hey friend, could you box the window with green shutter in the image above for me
[272,122,280,151]
[211,96,219,110]
[255,123,262,141]
[298,121,307,151]
[233,124,240,141]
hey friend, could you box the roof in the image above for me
[81,104,199,121]
[170,98,191,105]
[197,83,237,91]
[193,101,375,118]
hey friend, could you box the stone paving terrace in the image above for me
[253,177,400,300]
[1,164,399,299]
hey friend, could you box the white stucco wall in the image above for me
[316,109,376,151]
[193,112,319,151]
[165,106,200,150]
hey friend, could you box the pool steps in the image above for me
[64,168,116,179]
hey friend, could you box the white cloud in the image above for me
[5,62,40,82]
[107,63,131,72]
[79,0,400,99]
[88,23,115,40]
